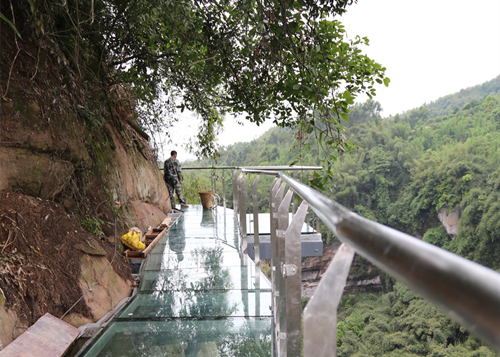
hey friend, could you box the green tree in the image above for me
[8,0,388,163]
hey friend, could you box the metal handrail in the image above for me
[172,165,320,209]
[181,165,323,171]
[278,172,500,352]
[241,168,280,176]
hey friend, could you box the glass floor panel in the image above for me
[147,238,240,255]
[80,206,272,357]
[143,249,245,271]
[119,290,272,318]
[82,318,271,357]
[141,239,238,252]
[140,266,272,292]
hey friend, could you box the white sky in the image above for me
[341,0,500,116]
[162,0,500,162]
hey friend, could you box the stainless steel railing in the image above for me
[174,165,500,355]
[181,165,322,210]
[238,169,500,356]
[279,172,500,355]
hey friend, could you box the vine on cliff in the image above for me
[3,0,388,186]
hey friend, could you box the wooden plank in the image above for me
[160,216,172,227]
[141,227,168,257]
[125,249,143,259]
[0,313,80,357]
[140,227,153,243]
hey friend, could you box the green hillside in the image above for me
[183,78,500,356]
[424,75,500,119]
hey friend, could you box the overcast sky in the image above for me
[163,0,500,162]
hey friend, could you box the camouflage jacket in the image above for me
[164,157,183,184]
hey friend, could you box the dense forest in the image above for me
[183,75,500,356]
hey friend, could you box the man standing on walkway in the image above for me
[164,150,187,210]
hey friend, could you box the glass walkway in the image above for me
[79,205,272,357]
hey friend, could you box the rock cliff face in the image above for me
[0,19,171,348]
[437,205,460,237]
[301,244,385,298]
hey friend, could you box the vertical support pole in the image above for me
[222,169,226,210]
[214,169,217,196]
[277,188,293,357]
[241,239,249,318]
[270,178,281,269]
[272,182,287,315]
[222,169,227,244]
[284,201,308,357]
[240,175,249,318]
[252,175,261,286]
[303,243,355,357]
[269,177,281,357]
[239,173,247,254]
[232,169,239,212]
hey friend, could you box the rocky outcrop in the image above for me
[438,205,460,237]
[0,98,91,199]
[301,244,385,298]
[345,275,383,294]
[0,96,170,214]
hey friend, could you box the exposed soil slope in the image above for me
[0,190,130,324]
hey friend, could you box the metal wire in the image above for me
[117,212,154,220]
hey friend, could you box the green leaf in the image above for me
[383,77,391,87]
[340,112,349,122]
[1,13,22,38]
[343,90,354,104]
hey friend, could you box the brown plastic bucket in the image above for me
[198,190,215,209]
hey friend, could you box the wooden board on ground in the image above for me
[160,216,172,227]
[124,249,143,259]
[125,227,168,259]
[140,227,153,243]
[125,212,182,260]
[141,228,168,257]
[0,313,80,357]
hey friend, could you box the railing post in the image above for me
[277,188,293,357]
[272,182,287,314]
[222,169,226,210]
[269,177,281,357]
[284,201,308,357]
[303,243,355,356]
[214,171,217,194]
[252,175,260,286]
[238,172,247,253]
[232,168,239,212]
[271,182,286,279]
[270,178,281,267]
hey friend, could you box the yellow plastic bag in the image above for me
[120,227,145,251]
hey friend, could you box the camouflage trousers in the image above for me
[166,181,187,208]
